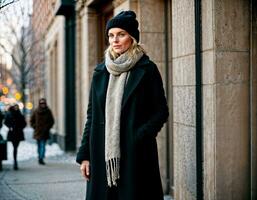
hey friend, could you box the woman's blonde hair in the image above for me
[105,36,146,60]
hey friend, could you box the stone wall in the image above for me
[76,6,99,147]
[45,17,66,147]
[251,1,257,199]
[172,0,197,199]
[203,0,250,199]
[75,0,254,199]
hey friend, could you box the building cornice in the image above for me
[76,0,86,11]
[113,0,126,8]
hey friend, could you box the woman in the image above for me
[4,104,27,170]
[76,10,169,200]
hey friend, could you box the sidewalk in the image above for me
[0,126,64,164]
[0,126,86,200]
[0,126,172,200]
[0,154,86,200]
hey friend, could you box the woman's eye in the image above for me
[118,33,125,37]
[108,33,126,40]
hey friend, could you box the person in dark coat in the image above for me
[4,104,27,170]
[76,10,169,200]
[0,110,4,129]
[0,110,5,171]
[30,98,54,165]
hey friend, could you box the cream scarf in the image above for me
[105,49,143,187]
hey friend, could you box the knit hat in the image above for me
[106,10,140,42]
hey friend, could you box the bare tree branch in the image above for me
[0,0,18,10]
[0,43,21,67]
[0,0,43,106]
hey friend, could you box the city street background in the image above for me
[1,0,255,199]
[0,126,172,200]
[0,125,86,200]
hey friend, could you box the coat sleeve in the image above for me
[136,63,169,141]
[0,112,4,128]
[21,115,27,129]
[30,111,36,129]
[47,110,55,130]
[76,84,93,164]
[4,113,13,128]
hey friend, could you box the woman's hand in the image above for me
[80,160,90,181]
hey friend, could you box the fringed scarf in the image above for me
[105,49,143,187]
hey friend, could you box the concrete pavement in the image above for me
[0,154,86,200]
[0,154,173,200]
[0,125,172,200]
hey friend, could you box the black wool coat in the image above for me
[76,54,169,200]
[4,111,27,142]
[0,111,4,129]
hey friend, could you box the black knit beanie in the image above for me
[106,10,140,42]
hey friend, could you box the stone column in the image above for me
[202,0,250,199]
[173,0,251,199]
[251,1,257,198]
[172,0,197,199]
[76,4,83,148]
[78,7,99,140]
[45,16,66,149]
[136,0,170,192]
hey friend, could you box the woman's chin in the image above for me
[114,50,122,54]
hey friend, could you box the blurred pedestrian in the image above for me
[0,110,4,171]
[30,98,54,165]
[0,110,4,129]
[76,10,169,200]
[4,104,27,170]
[0,110,4,170]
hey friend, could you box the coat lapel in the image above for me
[122,67,145,109]
[93,64,109,116]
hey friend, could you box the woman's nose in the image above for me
[113,35,119,42]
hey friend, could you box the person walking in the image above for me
[76,10,169,200]
[30,98,54,165]
[4,104,27,170]
[0,110,5,171]
[0,110,4,129]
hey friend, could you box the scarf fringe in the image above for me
[106,157,120,187]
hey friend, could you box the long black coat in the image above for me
[0,111,4,129]
[4,111,26,142]
[76,54,169,200]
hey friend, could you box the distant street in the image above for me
[0,126,86,200]
[0,126,172,200]
[0,126,63,164]
[0,154,86,200]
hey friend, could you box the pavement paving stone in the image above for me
[0,180,26,200]
[0,156,173,200]
[0,126,173,200]
[0,154,86,200]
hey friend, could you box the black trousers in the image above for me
[12,141,20,163]
[107,186,118,200]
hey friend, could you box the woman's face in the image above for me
[108,28,133,54]
[14,105,19,111]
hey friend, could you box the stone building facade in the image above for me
[32,0,257,199]
[31,0,56,104]
[76,0,257,199]
[31,0,67,148]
